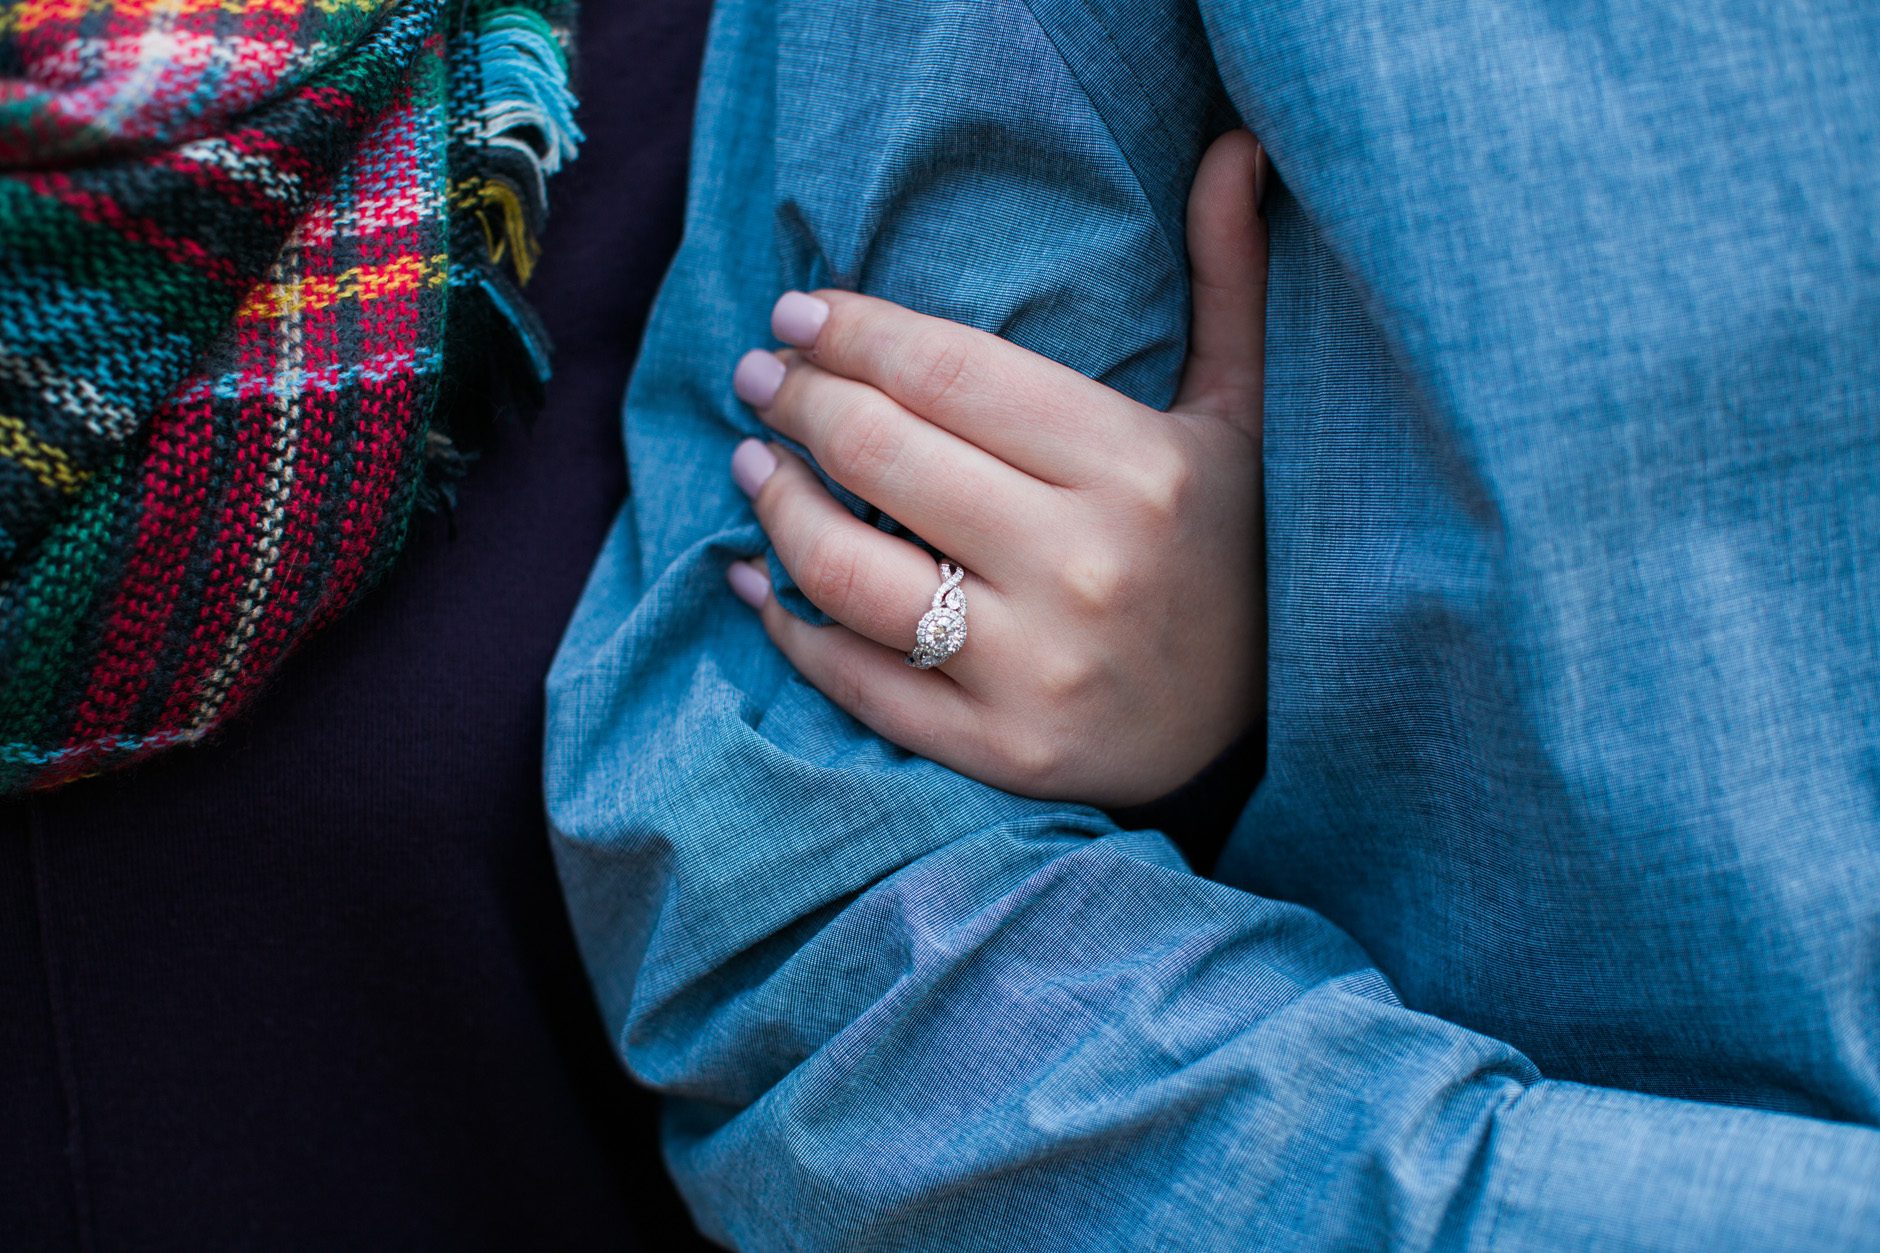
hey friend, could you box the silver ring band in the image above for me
[906,560,967,669]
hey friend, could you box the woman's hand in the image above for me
[724,131,1268,807]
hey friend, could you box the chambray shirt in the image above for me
[545,1,1880,1247]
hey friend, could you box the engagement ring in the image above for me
[906,561,968,669]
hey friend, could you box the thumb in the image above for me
[1172,129,1270,434]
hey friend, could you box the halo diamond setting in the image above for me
[906,561,968,669]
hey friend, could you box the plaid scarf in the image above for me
[0,0,579,792]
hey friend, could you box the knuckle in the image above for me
[996,726,1065,793]
[830,653,873,724]
[894,331,973,414]
[1032,652,1097,704]
[1057,553,1129,613]
[821,396,904,488]
[801,522,864,618]
[1126,441,1197,523]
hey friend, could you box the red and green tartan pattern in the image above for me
[0,0,576,791]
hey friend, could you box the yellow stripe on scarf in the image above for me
[0,413,87,496]
[237,253,447,320]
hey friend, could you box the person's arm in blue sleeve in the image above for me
[545,0,1880,1247]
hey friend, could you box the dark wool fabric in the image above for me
[0,2,716,1248]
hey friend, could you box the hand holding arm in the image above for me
[725,132,1269,806]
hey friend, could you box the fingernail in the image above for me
[731,438,778,498]
[727,560,770,609]
[734,349,786,408]
[1248,132,1270,208]
[771,291,829,348]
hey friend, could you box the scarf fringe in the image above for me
[429,3,582,485]
[478,11,583,183]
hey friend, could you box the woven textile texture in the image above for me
[545,0,1880,1247]
[0,0,579,792]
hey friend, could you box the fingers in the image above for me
[768,290,1134,487]
[727,559,987,769]
[735,348,1048,574]
[1172,130,1270,433]
[736,442,1005,662]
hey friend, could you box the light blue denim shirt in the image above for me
[546,1,1880,1247]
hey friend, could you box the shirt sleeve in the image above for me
[543,1,1880,1248]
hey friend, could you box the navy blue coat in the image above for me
[0,4,714,1247]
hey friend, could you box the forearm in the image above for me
[554,648,1880,1249]
[677,841,1880,1250]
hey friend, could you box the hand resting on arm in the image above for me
[724,132,1270,807]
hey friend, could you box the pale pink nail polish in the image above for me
[771,292,829,348]
[727,561,770,609]
[731,438,778,498]
[733,349,786,408]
